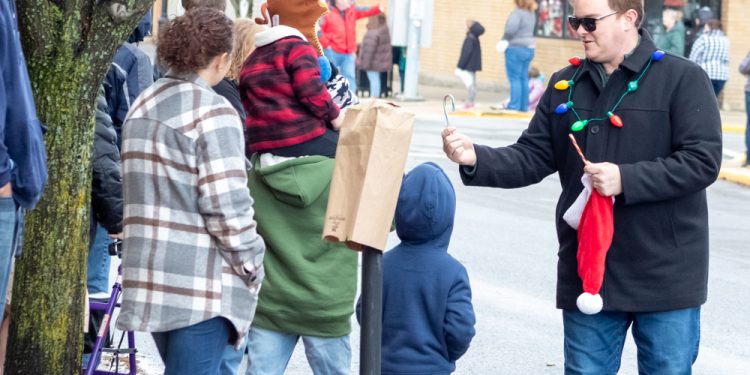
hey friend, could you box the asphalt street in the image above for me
[126,109,750,375]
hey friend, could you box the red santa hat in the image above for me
[563,172,614,314]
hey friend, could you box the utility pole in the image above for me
[359,246,384,375]
[402,0,424,100]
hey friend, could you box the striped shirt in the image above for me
[116,71,265,344]
[689,29,730,81]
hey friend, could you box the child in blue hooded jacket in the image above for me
[357,162,476,374]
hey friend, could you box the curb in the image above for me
[723,125,746,135]
[719,167,750,186]
[451,110,533,120]
[451,110,746,135]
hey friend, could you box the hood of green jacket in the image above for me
[250,154,333,208]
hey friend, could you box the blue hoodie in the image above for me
[360,162,476,375]
[1,0,48,209]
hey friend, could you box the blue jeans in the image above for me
[745,91,749,163]
[86,224,111,294]
[219,337,248,375]
[563,308,701,375]
[243,326,351,375]
[711,80,726,97]
[324,49,357,94]
[152,317,232,375]
[366,71,381,98]
[505,46,535,111]
[0,197,19,319]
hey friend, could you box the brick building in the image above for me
[150,0,749,109]
[368,0,749,109]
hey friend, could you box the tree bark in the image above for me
[5,0,153,373]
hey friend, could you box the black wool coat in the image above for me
[457,22,485,72]
[461,30,722,312]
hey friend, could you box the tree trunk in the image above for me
[5,1,152,373]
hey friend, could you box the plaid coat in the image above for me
[688,29,730,81]
[116,71,265,344]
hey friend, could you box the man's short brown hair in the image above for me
[608,0,644,27]
[181,0,226,11]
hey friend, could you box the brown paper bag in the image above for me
[323,99,415,251]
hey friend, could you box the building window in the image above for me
[536,0,578,39]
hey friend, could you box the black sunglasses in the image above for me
[568,11,620,32]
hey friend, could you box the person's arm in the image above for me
[318,14,332,49]
[739,51,750,75]
[91,94,123,234]
[445,265,476,362]
[358,34,377,69]
[502,10,520,41]
[659,31,677,56]
[453,75,559,188]
[354,5,381,20]
[134,51,154,94]
[688,36,705,63]
[618,64,722,205]
[3,38,48,208]
[288,43,340,121]
[196,111,265,287]
[0,72,10,194]
[456,37,472,69]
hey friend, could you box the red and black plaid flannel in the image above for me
[240,36,340,154]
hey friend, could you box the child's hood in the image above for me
[395,162,456,248]
[250,154,333,208]
[469,21,485,37]
[255,25,307,47]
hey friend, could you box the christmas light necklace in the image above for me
[553,51,666,132]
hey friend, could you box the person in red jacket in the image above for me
[319,0,382,94]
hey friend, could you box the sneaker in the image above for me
[462,102,475,110]
[490,103,506,110]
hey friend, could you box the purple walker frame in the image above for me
[83,261,137,375]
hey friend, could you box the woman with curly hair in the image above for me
[116,8,266,375]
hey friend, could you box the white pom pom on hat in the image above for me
[576,292,603,315]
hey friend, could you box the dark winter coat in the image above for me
[358,162,476,375]
[213,78,246,125]
[104,43,153,143]
[460,30,721,313]
[457,21,484,72]
[357,25,392,72]
[90,92,123,242]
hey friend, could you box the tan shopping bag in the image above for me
[323,99,415,251]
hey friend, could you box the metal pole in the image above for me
[359,246,383,375]
[402,17,423,101]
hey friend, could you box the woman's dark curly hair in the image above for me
[157,8,234,73]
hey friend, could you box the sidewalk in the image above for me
[391,80,750,187]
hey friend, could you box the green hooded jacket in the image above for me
[248,154,358,337]
[656,22,686,57]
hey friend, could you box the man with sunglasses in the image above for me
[442,0,722,373]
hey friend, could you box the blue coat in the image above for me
[0,0,48,209]
[104,43,153,143]
[359,162,476,375]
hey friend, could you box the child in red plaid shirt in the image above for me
[240,23,345,158]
